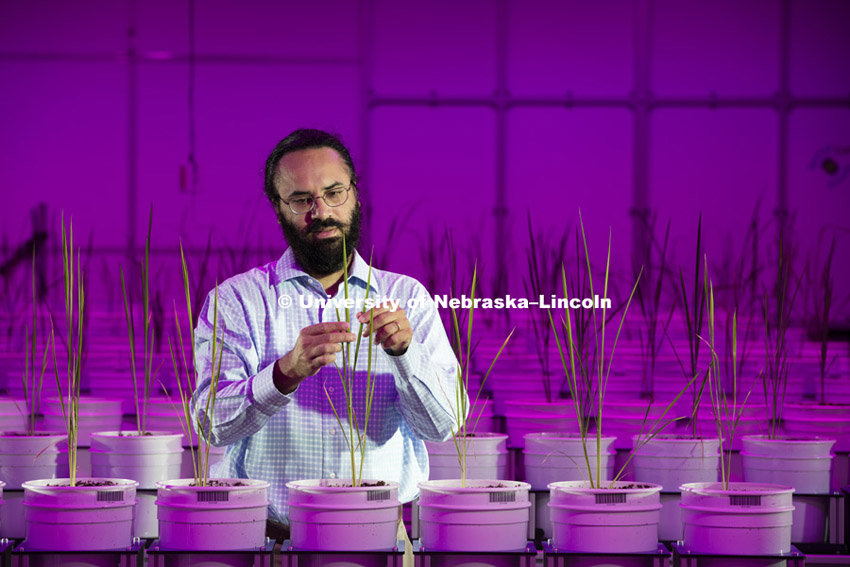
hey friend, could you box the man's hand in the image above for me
[357,306,412,356]
[274,322,357,394]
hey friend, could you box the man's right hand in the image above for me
[273,322,357,395]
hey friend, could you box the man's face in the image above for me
[274,147,361,276]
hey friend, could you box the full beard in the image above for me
[277,202,362,276]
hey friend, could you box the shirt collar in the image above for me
[275,247,380,295]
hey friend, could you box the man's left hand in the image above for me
[356,306,412,356]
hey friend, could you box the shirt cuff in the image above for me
[250,361,292,415]
[387,341,427,385]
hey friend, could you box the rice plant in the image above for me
[169,242,223,486]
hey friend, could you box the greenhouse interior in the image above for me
[2,1,850,566]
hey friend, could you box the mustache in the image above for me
[307,220,345,233]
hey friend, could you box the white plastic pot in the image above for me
[90,431,183,487]
[523,432,616,540]
[156,478,270,550]
[0,432,69,539]
[287,479,400,551]
[503,400,578,449]
[181,441,226,479]
[143,396,225,480]
[679,481,795,555]
[783,403,850,491]
[42,397,123,446]
[22,477,138,550]
[141,401,226,482]
[417,479,531,552]
[0,433,69,487]
[523,432,616,489]
[141,398,189,437]
[548,480,662,553]
[91,431,183,539]
[631,435,720,488]
[601,400,670,451]
[741,435,835,493]
[425,433,508,480]
[692,404,765,451]
[742,435,835,542]
[631,435,720,541]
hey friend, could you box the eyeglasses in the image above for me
[279,185,352,215]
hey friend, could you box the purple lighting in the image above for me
[1,0,850,558]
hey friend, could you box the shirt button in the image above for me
[329,473,336,479]
[329,387,334,393]
[329,429,336,435]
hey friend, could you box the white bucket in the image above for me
[140,398,188,437]
[548,480,662,553]
[90,431,183,488]
[631,436,720,489]
[0,433,69,487]
[288,479,400,551]
[91,450,183,487]
[741,435,835,542]
[631,435,720,541]
[417,479,531,552]
[425,433,508,480]
[691,418,763,451]
[679,481,794,555]
[741,435,835,493]
[503,401,578,449]
[524,432,615,540]
[156,478,270,550]
[22,477,138,550]
[91,431,184,540]
[783,403,850,492]
[0,432,69,539]
[602,400,672,451]
[134,489,159,539]
[180,442,226,479]
[42,397,124,446]
[523,433,616,489]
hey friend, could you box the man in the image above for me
[191,128,464,537]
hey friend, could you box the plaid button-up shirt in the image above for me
[191,248,463,524]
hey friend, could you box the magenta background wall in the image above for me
[1,0,849,324]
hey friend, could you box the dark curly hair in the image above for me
[263,128,359,205]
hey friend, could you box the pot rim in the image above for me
[630,434,721,443]
[679,481,794,495]
[525,432,616,441]
[157,477,270,491]
[741,434,837,444]
[548,480,662,494]
[23,477,139,490]
[427,432,507,441]
[0,431,67,438]
[418,479,530,492]
[90,431,184,439]
[287,478,400,492]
